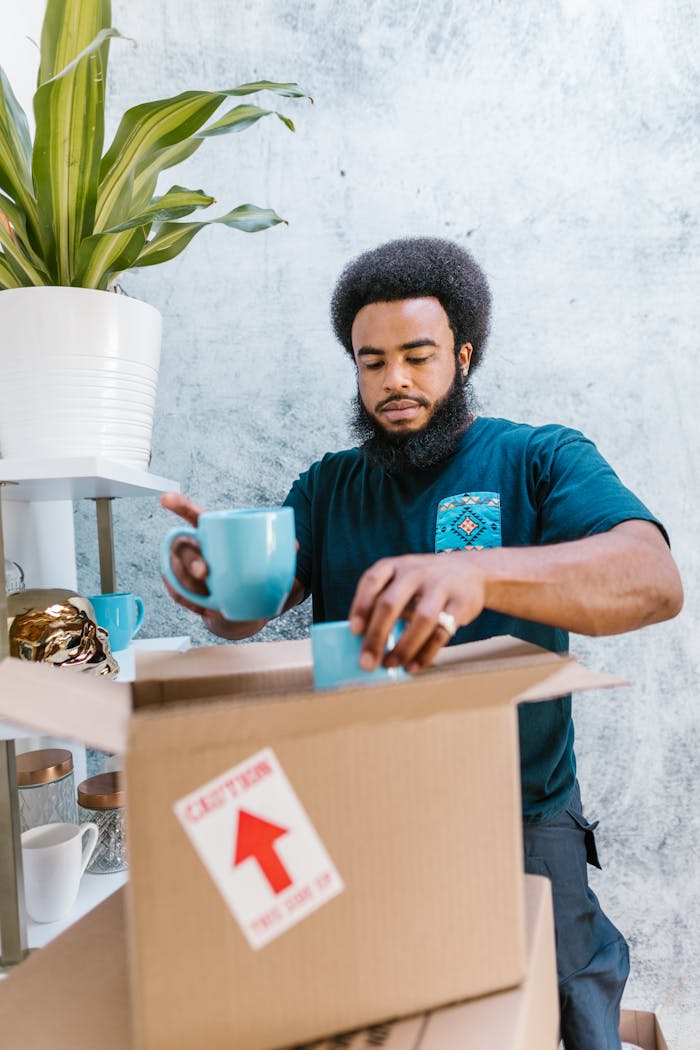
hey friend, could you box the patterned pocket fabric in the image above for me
[435,492,502,552]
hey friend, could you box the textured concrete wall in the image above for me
[69,0,699,1043]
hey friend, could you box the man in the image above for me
[163,237,683,1050]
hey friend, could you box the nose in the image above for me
[383,358,411,390]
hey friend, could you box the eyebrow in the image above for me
[356,339,439,357]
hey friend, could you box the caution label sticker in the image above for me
[173,747,344,948]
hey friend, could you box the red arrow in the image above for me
[233,809,292,894]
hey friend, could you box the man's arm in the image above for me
[349,519,684,673]
[160,492,306,640]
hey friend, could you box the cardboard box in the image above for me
[304,872,560,1050]
[0,889,130,1050]
[0,636,620,1050]
[0,875,558,1050]
[620,1010,669,1050]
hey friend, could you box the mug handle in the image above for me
[160,526,218,610]
[133,596,145,634]
[79,822,99,876]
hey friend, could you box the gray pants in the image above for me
[523,782,629,1050]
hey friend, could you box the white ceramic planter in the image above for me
[0,287,162,469]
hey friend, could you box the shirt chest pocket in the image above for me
[435,492,502,552]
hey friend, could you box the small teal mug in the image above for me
[88,592,144,652]
[311,620,408,690]
[161,506,296,621]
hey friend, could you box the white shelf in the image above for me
[27,870,128,951]
[0,456,179,501]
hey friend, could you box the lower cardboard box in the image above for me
[620,1010,669,1050]
[0,874,558,1050]
[0,637,623,1050]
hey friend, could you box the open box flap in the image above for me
[0,656,131,753]
[619,1011,669,1050]
[0,636,627,758]
[514,663,627,703]
[133,634,626,710]
[135,634,563,685]
[126,656,564,757]
[125,646,622,760]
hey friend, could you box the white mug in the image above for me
[21,821,99,923]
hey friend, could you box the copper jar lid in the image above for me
[77,771,125,810]
[16,748,74,786]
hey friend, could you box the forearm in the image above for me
[470,520,683,636]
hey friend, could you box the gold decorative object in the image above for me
[7,589,119,678]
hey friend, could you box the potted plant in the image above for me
[0,0,309,468]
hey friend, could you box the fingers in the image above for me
[348,560,398,637]
[354,559,442,672]
[382,597,448,670]
[171,537,208,593]
[161,491,206,526]
[350,553,485,673]
[402,603,461,673]
[162,574,209,617]
[161,491,210,597]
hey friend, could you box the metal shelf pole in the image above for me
[0,486,29,967]
[95,497,117,593]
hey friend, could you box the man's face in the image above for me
[351,297,472,434]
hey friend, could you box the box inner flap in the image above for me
[125,654,578,758]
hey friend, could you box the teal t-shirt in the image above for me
[284,416,666,822]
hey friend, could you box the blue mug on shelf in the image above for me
[161,506,296,622]
[88,592,144,652]
[311,619,408,690]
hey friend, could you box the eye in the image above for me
[407,356,430,365]
[363,361,383,371]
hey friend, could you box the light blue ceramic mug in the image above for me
[161,506,296,621]
[311,619,409,690]
[88,592,144,652]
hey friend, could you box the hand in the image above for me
[348,552,487,673]
[160,491,209,606]
[160,492,237,636]
[160,492,290,640]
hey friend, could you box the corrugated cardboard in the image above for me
[303,873,559,1050]
[620,1010,670,1050]
[0,636,622,1050]
[0,875,558,1050]
[0,890,130,1050]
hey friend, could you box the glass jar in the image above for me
[16,748,79,833]
[77,771,127,873]
[4,558,25,595]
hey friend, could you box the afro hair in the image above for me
[330,237,491,371]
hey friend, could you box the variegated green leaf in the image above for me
[0,251,24,289]
[131,204,286,269]
[74,225,149,290]
[33,5,118,283]
[0,66,40,246]
[226,81,312,101]
[102,138,202,230]
[0,191,51,274]
[96,92,223,232]
[196,103,295,137]
[0,218,50,285]
[96,81,309,236]
[38,0,112,83]
[104,185,215,232]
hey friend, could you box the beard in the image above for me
[350,368,477,474]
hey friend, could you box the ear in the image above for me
[458,342,473,376]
